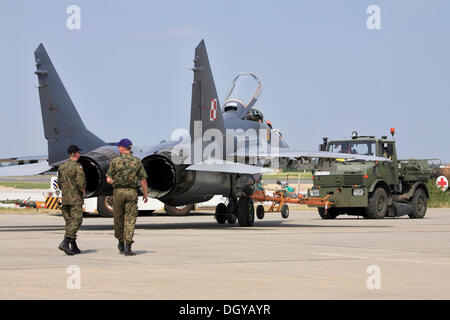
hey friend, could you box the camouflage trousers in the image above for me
[61,205,83,240]
[113,188,138,244]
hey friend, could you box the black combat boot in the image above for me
[118,241,125,254]
[70,239,81,254]
[124,243,135,256]
[58,237,75,255]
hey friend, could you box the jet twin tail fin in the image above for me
[189,40,226,142]
[34,44,105,165]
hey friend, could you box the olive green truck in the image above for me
[307,130,433,219]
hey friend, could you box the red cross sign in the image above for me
[436,176,448,192]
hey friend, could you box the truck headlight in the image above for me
[309,189,320,197]
[352,188,364,196]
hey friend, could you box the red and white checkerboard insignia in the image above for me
[210,98,217,121]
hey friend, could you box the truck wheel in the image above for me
[237,197,255,227]
[281,204,289,219]
[97,196,113,217]
[318,207,338,219]
[256,205,265,220]
[164,204,194,216]
[215,203,227,224]
[408,188,427,219]
[366,188,388,219]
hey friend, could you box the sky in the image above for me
[1,0,449,161]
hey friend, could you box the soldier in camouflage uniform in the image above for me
[106,138,148,256]
[57,145,86,255]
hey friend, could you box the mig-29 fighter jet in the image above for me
[2,40,389,226]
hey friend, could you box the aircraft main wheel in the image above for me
[408,188,427,219]
[256,205,265,220]
[365,188,388,219]
[318,207,339,220]
[227,214,237,224]
[164,204,194,216]
[237,197,255,227]
[215,203,227,224]
[226,200,237,224]
[97,196,113,217]
[281,204,289,219]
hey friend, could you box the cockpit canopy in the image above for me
[223,72,262,117]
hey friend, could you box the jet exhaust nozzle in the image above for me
[77,147,118,197]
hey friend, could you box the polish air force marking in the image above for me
[210,98,217,121]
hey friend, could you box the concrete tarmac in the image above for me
[0,208,449,299]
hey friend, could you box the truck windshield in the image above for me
[328,141,376,156]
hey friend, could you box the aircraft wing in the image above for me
[0,155,53,177]
[0,155,48,163]
[0,162,54,177]
[185,148,390,175]
[233,148,392,162]
[186,160,273,174]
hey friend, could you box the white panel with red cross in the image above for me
[436,176,448,192]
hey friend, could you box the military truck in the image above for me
[307,129,432,219]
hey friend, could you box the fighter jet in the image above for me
[3,40,389,226]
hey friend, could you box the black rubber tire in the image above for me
[226,200,237,224]
[281,204,289,219]
[97,196,114,217]
[408,188,427,219]
[365,188,388,219]
[164,204,194,216]
[237,197,255,227]
[256,205,265,220]
[215,203,227,224]
[318,207,339,219]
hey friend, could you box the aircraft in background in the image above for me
[0,156,51,176]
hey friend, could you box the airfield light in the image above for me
[390,127,396,136]
[352,131,358,139]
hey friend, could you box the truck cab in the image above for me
[308,130,431,219]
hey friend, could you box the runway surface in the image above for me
[0,208,449,299]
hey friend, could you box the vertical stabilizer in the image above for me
[34,44,105,165]
[189,40,226,141]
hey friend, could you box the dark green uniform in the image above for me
[106,153,147,244]
[57,159,86,240]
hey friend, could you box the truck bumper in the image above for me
[307,187,368,208]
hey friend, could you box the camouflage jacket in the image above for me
[57,159,86,205]
[106,153,147,190]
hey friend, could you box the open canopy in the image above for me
[224,72,262,111]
